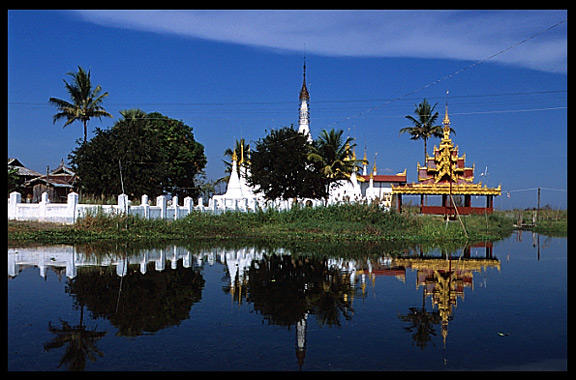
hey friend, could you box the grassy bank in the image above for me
[10,203,563,246]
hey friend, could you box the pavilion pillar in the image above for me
[486,195,493,212]
[397,194,402,213]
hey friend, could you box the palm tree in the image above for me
[49,66,113,143]
[400,99,454,163]
[308,129,361,193]
[119,108,147,122]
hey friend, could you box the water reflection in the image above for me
[44,310,107,371]
[397,246,499,350]
[10,238,557,371]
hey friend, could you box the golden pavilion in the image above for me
[392,105,501,216]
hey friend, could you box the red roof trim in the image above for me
[359,174,407,183]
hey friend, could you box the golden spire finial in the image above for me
[231,149,237,163]
[443,90,450,126]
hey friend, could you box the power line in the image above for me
[8,89,566,109]
[325,18,567,128]
[506,187,566,193]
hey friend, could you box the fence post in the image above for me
[184,196,193,214]
[141,194,150,220]
[39,192,49,221]
[157,195,166,219]
[118,193,129,215]
[9,191,21,220]
[172,195,179,220]
[67,192,79,224]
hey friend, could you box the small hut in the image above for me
[26,159,77,203]
[8,158,42,201]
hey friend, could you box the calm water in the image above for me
[8,233,567,371]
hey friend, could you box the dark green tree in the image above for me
[69,110,206,200]
[145,112,207,198]
[248,126,326,200]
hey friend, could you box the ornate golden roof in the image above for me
[394,104,501,197]
[392,182,501,196]
[418,106,474,184]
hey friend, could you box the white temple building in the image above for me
[210,148,262,211]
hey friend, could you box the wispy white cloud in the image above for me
[74,10,567,73]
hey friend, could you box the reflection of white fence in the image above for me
[7,245,214,279]
[8,191,325,224]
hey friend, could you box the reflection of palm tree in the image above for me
[398,289,441,350]
[44,305,107,371]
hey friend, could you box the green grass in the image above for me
[10,203,557,246]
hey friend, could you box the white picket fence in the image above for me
[7,191,324,224]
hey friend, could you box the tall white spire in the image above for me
[298,57,312,142]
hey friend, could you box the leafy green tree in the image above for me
[69,110,206,200]
[399,99,455,163]
[248,126,326,200]
[144,112,207,198]
[49,66,113,143]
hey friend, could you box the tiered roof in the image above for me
[393,106,501,196]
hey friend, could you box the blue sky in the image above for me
[8,10,567,209]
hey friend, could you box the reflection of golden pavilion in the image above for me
[392,106,501,216]
[395,253,500,346]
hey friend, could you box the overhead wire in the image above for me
[7,89,567,109]
[324,18,567,128]
[9,18,567,126]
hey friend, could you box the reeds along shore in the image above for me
[8,203,567,246]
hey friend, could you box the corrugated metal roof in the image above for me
[8,158,42,178]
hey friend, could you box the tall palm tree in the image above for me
[49,66,113,143]
[308,129,361,189]
[399,99,454,163]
